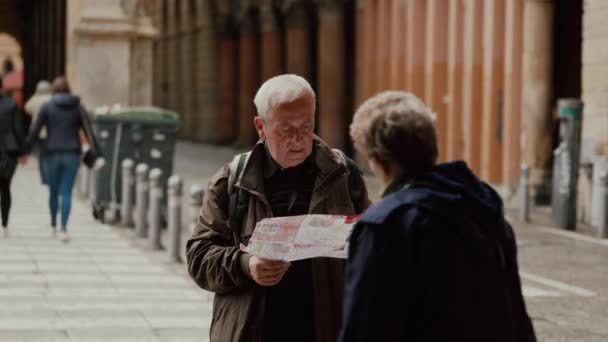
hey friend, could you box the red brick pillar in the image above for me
[284,2,312,81]
[522,0,555,196]
[317,2,346,149]
[260,0,284,82]
[236,12,260,147]
[480,0,505,183]
[376,0,390,90]
[405,0,426,97]
[503,0,524,188]
[462,0,483,174]
[216,13,238,143]
[446,0,464,161]
[425,0,449,160]
[354,1,368,107]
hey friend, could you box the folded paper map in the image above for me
[241,214,361,261]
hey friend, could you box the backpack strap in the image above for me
[227,152,251,245]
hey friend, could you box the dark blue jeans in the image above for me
[37,139,49,185]
[46,151,80,231]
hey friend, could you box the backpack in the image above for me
[226,149,364,245]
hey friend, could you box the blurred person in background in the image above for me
[25,80,52,185]
[24,76,94,242]
[0,76,26,238]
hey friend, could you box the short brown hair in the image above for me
[350,91,438,175]
[51,76,70,94]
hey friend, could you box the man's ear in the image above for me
[254,116,265,140]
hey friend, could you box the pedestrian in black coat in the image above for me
[0,76,26,237]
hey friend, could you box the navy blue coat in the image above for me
[25,93,92,153]
[339,161,536,342]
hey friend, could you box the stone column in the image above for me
[166,1,181,115]
[130,15,157,106]
[196,0,220,142]
[582,0,608,155]
[180,0,195,139]
[481,0,505,183]
[462,0,483,174]
[48,0,56,77]
[259,0,284,82]
[283,1,312,81]
[405,0,426,97]
[216,3,238,143]
[446,0,464,161]
[503,0,524,188]
[152,0,166,108]
[317,0,346,149]
[72,0,158,109]
[236,7,260,147]
[522,0,555,200]
[425,0,449,160]
[66,0,85,90]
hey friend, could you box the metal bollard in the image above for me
[80,165,90,198]
[519,164,530,222]
[121,159,135,227]
[167,175,183,262]
[148,168,163,250]
[599,171,608,238]
[135,163,149,238]
[189,185,204,235]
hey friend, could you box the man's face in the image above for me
[254,92,315,168]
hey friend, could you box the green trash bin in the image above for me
[90,106,180,221]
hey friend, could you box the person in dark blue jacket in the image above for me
[339,91,536,342]
[0,76,26,238]
[24,76,94,242]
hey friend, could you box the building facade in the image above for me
[148,0,588,194]
[2,0,606,207]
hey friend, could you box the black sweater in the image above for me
[0,95,25,152]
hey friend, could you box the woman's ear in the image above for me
[369,158,402,186]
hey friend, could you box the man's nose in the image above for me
[290,129,303,143]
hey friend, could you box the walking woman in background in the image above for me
[24,76,95,242]
[24,80,52,185]
[0,76,26,238]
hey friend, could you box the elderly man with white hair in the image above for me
[187,74,370,342]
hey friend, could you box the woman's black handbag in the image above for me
[79,107,100,169]
[82,147,98,169]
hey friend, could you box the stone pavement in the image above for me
[2,141,608,341]
[0,161,213,342]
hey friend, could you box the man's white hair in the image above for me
[254,74,316,121]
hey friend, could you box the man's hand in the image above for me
[249,256,290,287]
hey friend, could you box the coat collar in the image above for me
[237,135,345,198]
